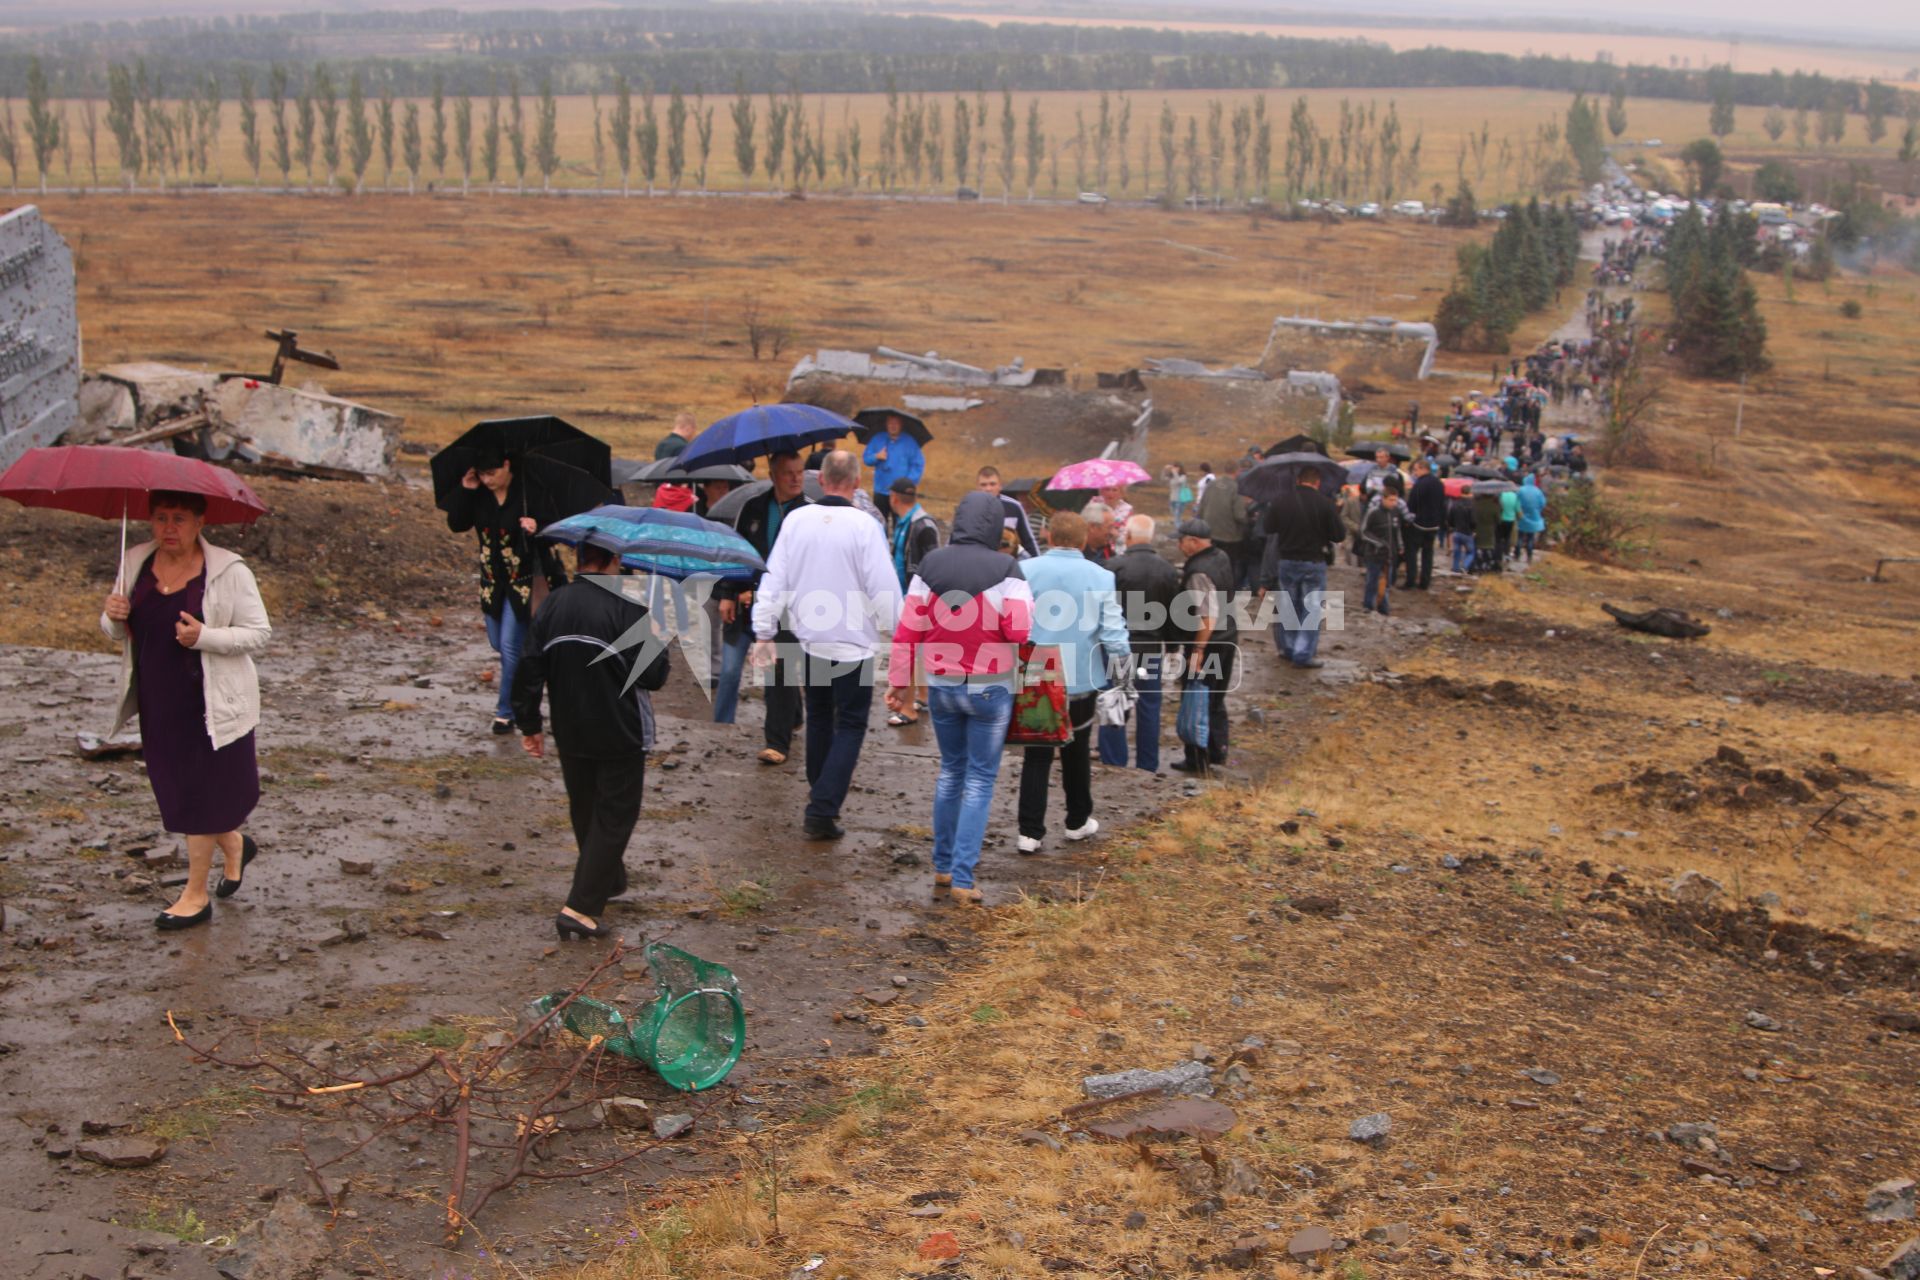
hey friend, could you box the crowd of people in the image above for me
[101,400,1581,933]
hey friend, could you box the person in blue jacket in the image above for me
[1515,473,1548,564]
[862,414,925,510]
[1014,511,1129,854]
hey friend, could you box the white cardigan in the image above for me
[101,536,272,750]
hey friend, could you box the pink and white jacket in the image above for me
[889,491,1033,686]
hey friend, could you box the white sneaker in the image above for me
[1064,818,1100,842]
[1016,835,1041,855]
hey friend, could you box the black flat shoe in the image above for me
[555,912,614,941]
[803,818,846,841]
[491,717,515,736]
[156,903,212,931]
[214,835,259,899]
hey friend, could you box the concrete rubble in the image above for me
[71,360,403,480]
[0,206,81,471]
[787,347,1058,389]
[1260,315,1439,381]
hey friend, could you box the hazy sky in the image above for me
[3,0,1915,47]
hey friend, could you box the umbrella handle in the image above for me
[115,500,127,597]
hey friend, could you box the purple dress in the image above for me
[129,560,259,835]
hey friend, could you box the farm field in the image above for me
[905,9,1920,83]
[22,86,1920,206]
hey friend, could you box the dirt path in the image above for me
[0,550,1452,1274]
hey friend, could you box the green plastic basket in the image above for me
[527,941,744,1092]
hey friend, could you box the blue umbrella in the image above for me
[537,505,766,582]
[676,403,855,470]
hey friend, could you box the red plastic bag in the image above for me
[1005,643,1071,747]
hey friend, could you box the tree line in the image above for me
[2,5,1916,115]
[1,52,1462,210]
[1432,199,1582,352]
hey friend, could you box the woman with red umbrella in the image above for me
[102,491,272,930]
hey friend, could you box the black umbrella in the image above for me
[431,416,616,521]
[702,475,823,527]
[1263,434,1328,458]
[851,407,934,447]
[629,457,756,485]
[1454,463,1506,480]
[1346,440,1412,461]
[1240,452,1347,503]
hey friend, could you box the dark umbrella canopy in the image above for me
[431,416,616,519]
[702,474,824,527]
[1454,463,1506,480]
[1263,434,1328,458]
[629,457,756,485]
[851,407,934,446]
[1346,440,1412,461]
[1239,452,1348,503]
[678,403,855,471]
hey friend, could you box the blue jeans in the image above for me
[1450,532,1475,574]
[484,606,526,721]
[1170,498,1188,528]
[712,629,750,724]
[1271,559,1328,666]
[1517,529,1538,562]
[927,682,1012,889]
[801,654,874,822]
[1096,655,1164,772]
[1362,560,1391,614]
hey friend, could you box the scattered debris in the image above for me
[1601,603,1712,639]
[1868,1179,1917,1223]
[652,1113,695,1141]
[1349,1112,1392,1146]
[1287,1224,1335,1259]
[1745,1010,1785,1032]
[1080,1060,1214,1101]
[74,1136,168,1169]
[601,1097,652,1130]
[1084,1098,1238,1144]
[1259,315,1437,381]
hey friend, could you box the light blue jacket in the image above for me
[1020,548,1130,696]
[862,432,925,495]
[1517,477,1547,534]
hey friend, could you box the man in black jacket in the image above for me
[1403,459,1447,591]
[1262,469,1346,669]
[1173,519,1238,773]
[713,452,809,764]
[512,543,671,941]
[1098,514,1181,773]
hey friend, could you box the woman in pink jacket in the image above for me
[886,492,1033,905]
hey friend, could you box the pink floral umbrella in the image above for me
[1046,458,1152,491]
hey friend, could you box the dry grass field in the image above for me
[6,192,1919,1278]
[25,86,1919,205]
[914,10,1920,83]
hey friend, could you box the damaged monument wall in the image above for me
[0,207,81,472]
[1258,316,1438,383]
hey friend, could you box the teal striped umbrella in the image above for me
[537,505,765,582]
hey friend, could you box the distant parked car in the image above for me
[1356,201,1381,218]
[957,186,980,201]
[1077,191,1109,206]
[1392,200,1426,217]
[1643,138,1664,147]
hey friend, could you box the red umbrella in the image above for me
[0,446,269,593]
[0,446,267,525]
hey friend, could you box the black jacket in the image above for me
[1108,544,1182,654]
[511,576,670,759]
[717,488,810,626]
[1263,483,1347,563]
[1358,503,1407,564]
[1178,544,1238,643]
[1406,474,1447,532]
[444,477,568,620]
[1447,497,1477,536]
